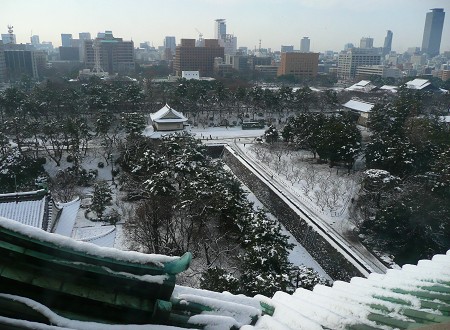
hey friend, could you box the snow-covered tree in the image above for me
[200,267,240,294]
[91,181,112,221]
[264,125,279,143]
[238,210,294,297]
[0,147,46,193]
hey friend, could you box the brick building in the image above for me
[173,39,224,77]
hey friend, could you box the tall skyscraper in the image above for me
[300,37,310,52]
[83,31,134,74]
[337,48,381,80]
[1,34,16,44]
[0,41,6,83]
[30,35,40,46]
[421,8,445,57]
[215,19,226,40]
[78,33,91,62]
[281,45,294,53]
[79,32,91,40]
[360,37,374,49]
[382,30,393,56]
[61,34,73,47]
[164,36,176,54]
[174,38,224,77]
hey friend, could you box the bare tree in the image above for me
[302,164,318,195]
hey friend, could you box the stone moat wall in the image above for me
[219,146,363,281]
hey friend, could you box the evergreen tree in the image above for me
[91,181,112,220]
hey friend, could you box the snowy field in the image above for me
[143,125,265,143]
[236,143,359,237]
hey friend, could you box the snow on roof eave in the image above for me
[342,99,375,113]
[406,79,431,90]
[150,104,187,121]
[53,197,81,237]
[0,216,180,266]
[0,189,47,199]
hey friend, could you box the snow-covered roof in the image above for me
[345,80,376,92]
[342,99,375,113]
[439,115,450,123]
[0,189,48,229]
[52,198,80,237]
[248,250,450,329]
[406,78,431,90]
[0,216,181,265]
[74,225,117,248]
[380,85,398,92]
[150,104,188,123]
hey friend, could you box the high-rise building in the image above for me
[277,52,319,78]
[1,34,16,45]
[30,35,40,46]
[0,41,6,83]
[61,34,73,47]
[164,36,176,54]
[337,48,381,80]
[382,30,393,56]
[360,37,374,49]
[421,8,445,57]
[173,38,224,77]
[219,34,237,55]
[300,37,310,52]
[215,19,226,40]
[78,32,91,62]
[344,43,354,50]
[83,31,134,74]
[3,49,47,81]
[79,32,91,40]
[281,45,294,53]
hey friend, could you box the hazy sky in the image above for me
[2,0,450,53]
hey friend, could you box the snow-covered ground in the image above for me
[238,143,358,231]
[42,127,332,280]
[230,142,388,274]
[143,125,265,143]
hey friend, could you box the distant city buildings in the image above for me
[0,41,6,83]
[360,37,374,49]
[337,48,381,80]
[382,30,393,56]
[30,35,40,46]
[164,36,176,54]
[83,31,134,74]
[214,19,237,55]
[356,65,401,80]
[300,37,310,52]
[173,38,224,77]
[421,8,445,57]
[1,34,16,45]
[277,52,319,78]
[281,45,294,53]
[214,19,226,40]
[61,34,73,47]
[344,43,354,51]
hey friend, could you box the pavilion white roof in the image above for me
[0,190,47,229]
[406,78,431,90]
[53,198,81,237]
[150,104,188,123]
[342,99,375,113]
[345,80,376,92]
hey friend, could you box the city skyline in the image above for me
[2,0,450,54]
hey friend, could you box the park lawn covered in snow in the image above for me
[238,142,360,237]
